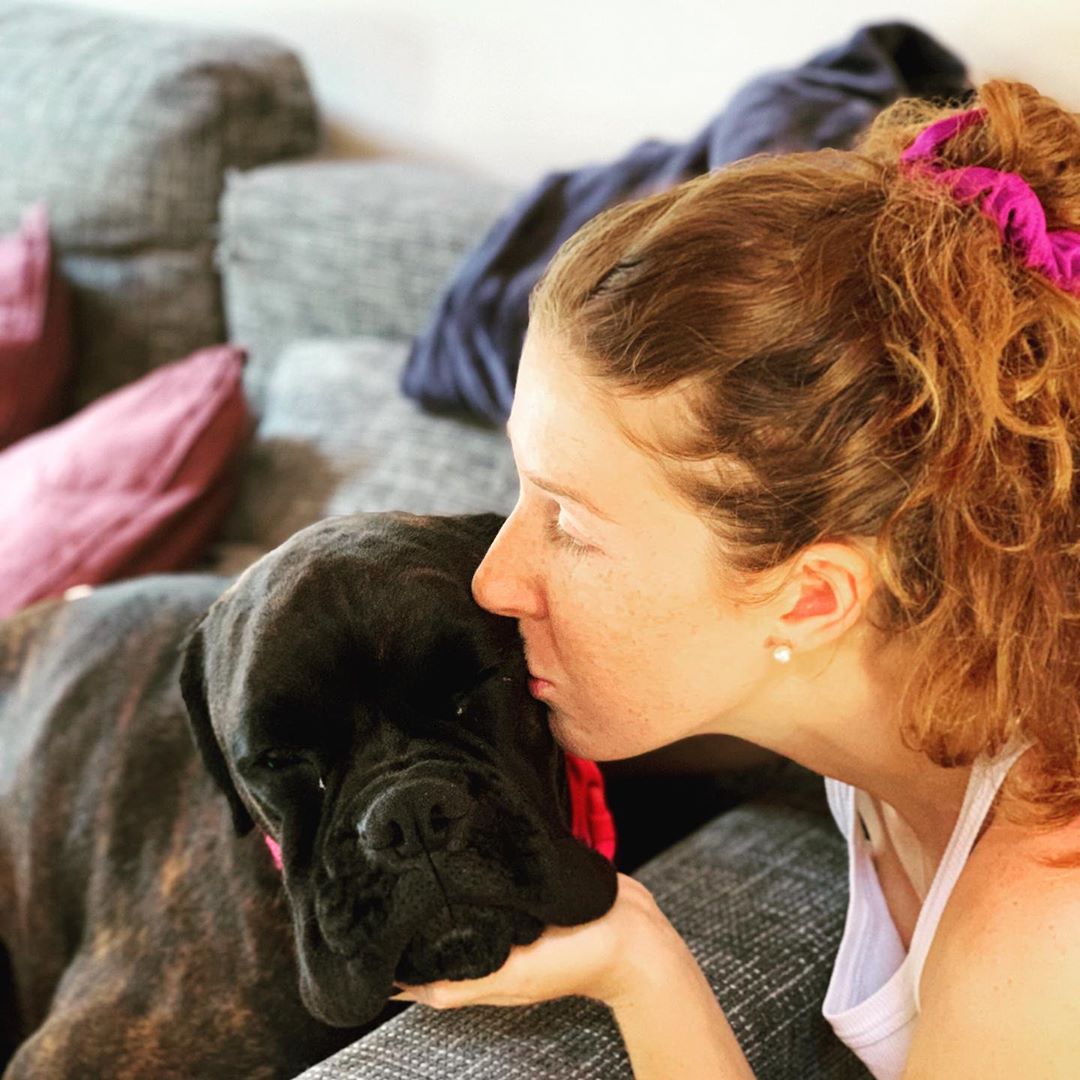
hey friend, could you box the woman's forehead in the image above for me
[510,332,634,462]
[510,330,705,515]
[516,330,702,457]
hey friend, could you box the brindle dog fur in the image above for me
[0,512,616,1079]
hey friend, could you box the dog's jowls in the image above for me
[0,512,617,1079]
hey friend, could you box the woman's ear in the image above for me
[772,540,876,653]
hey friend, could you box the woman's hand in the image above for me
[389,872,686,1011]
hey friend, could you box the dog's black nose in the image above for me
[357,777,472,861]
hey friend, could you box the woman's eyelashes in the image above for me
[544,506,596,555]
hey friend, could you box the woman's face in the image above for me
[470,328,779,761]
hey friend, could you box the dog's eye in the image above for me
[256,749,308,772]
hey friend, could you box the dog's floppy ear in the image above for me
[179,618,255,837]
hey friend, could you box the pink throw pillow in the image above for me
[0,204,73,449]
[0,345,251,619]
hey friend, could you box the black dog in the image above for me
[0,512,617,1078]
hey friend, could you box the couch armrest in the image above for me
[218,160,517,409]
[295,770,870,1080]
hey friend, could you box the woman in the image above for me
[391,80,1080,1079]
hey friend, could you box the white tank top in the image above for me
[821,736,1033,1080]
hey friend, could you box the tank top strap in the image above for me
[906,735,1034,1009]
[824,772,854,841]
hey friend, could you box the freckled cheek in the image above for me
[552,590,649,683]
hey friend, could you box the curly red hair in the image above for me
[531,80,1080,858]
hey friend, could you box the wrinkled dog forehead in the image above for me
[200,512,516,734]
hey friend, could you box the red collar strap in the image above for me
[562,752,617,861]
[263,754,616,870]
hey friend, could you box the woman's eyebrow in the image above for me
[505,416,615,522]
[520,470,615,522]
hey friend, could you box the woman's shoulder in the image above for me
[921,746,1080,998]
[978,742,1080,865]
[965,801,1080,902]
[965,743,1080,901]
[909,805,1080,1075]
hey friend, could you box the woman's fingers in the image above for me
[381,873,671,1010]
[391,978,479,1008]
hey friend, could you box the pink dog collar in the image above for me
[262,752,616,871]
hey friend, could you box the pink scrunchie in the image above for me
[900,107,1080,297]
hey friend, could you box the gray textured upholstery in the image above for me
[218,160,517,410]
[296,771,870,1079]
[0,0,319,406]
[208,337,518,569]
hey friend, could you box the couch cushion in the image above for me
[218,161,516,411]
[0,0,318,409]
[0,204,72,448]
[0,344,250,618]
[211,337,518,565]
[294,774,870,1080]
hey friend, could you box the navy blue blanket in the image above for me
[401,21,971,426]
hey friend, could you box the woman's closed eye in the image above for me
[544,506,597,555]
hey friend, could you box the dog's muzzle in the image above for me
[358,776,473,865]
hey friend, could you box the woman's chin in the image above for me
[546,706,589,756]
[548,705,632,761]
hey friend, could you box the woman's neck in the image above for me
[726,621,975,869]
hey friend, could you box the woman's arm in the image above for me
[610,924,757,1080]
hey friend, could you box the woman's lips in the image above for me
[527,676,553,699]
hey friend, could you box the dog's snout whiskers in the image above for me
[422,841,458,929]
[355,774,478,925]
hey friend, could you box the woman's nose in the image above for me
[472,512,545,620]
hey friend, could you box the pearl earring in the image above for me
[772,643,793,664]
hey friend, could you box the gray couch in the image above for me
[0,3,869,1076]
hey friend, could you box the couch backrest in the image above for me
[217,159,517,412]
[0,0,319,408]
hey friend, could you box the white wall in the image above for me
[65,0,1080,184]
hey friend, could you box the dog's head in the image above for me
[180,512,617,1027]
